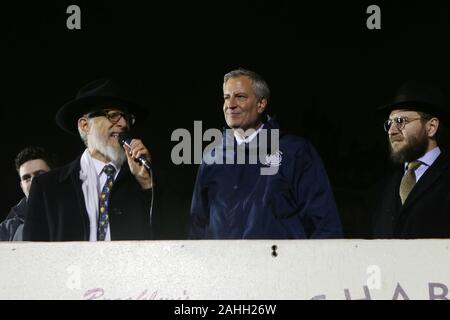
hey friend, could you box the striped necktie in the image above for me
[98,164,116,241]
[399,160,422,205]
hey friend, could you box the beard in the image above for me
[88,125,126,167]
[389,128,429,164]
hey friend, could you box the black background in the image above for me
[2,0,450,239]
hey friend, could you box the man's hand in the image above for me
[123,139,153,190]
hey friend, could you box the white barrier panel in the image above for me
[1,240,449,300]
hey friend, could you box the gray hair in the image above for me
[223,68,271,101]
[78,117,93,147]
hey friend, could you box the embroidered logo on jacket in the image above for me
[264,150,283,167]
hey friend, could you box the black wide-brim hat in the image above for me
[376,80,449,125]
[56,78,148,135]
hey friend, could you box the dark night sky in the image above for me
[2,0,450,238]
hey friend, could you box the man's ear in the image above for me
[257,98,268,114]
[427,117,439,138]
[78,117,90,134]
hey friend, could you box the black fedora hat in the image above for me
[377,80,448,124]
[56,78,148,135]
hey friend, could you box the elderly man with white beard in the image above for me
[23,79,154,241]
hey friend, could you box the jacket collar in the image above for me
[221,115,282,144]
[401,150,450,211]
[58,156,82,183]
[58,153,129,183]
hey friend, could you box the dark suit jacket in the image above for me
[23,156,154,241]
[0,197,26,241]
[373,151,450,238]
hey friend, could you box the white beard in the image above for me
[88,125,126,167]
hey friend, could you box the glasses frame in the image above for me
[86,109,136,126]
[383,116,422,132]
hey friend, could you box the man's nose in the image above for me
[388,123,400,135]
[29,175,37,185]
[227,96,238,109]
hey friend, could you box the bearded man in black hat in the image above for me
[23,79,154,241]
[372,80,450,238]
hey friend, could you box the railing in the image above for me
[1,240,449,300]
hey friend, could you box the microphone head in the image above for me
[118,132,133,147]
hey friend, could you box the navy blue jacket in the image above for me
[190,119,343,239]
[0,197,26,241]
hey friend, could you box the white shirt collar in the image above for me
[418,146,441,167]
[405,146,441,170]
[89,153,119,177]
[234,124,264,145]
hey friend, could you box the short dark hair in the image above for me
[15,146,56,172]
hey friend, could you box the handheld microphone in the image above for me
[118,132,152,171]
[118,132,155,224]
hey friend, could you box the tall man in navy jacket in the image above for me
[190,68,342,239]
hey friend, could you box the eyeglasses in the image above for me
[383,117,421,132]
[86,110,136,126]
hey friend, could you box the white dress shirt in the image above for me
[405,146,441,182]
[234,124,264,145]
[87,155,120,241]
